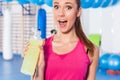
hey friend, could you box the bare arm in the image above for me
[32,45,45,80]
[32,52,45,80]
[87,45,99,80]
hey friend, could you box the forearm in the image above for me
[86,73,96,80]
[32,66,44,80]
[38,67,44,80]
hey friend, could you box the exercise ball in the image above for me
[45,0,53,7]
[81,0,94,8]
[3,0,12,2]
[108,54,120,70]
[101,0,111,8]
[37,8,46,39]
[17,0,30,4]
[92,0,102,8]
[29,0,44,5]
[99,53,111,69]
[112,0,119,6]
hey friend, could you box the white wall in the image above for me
[81,3,120,53]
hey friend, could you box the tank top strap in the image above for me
[44,36,53,45]
[79,39,89,54]
[86,49,89,54]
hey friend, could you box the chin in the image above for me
[60,30,71,34]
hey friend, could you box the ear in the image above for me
[77,8,82,17]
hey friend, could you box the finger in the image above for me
[22,41,30,57]
[22,47,29,57]
[25,41,30,47]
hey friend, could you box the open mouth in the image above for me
[58,20,67,27]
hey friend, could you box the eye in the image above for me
[54,5,59,9]
[66,6,72,10]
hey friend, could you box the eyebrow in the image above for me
[54,2,59,4]
[54,2,73,5]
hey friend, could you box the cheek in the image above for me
[66,12,77,27]
[66,11,77,22]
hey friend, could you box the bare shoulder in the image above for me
[91,45,99,63]
[93,45,99,58]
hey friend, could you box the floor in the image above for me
[0,53,120,80]
[96,68,120,80]
[0,53,30,80]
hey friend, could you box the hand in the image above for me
[22,41,30,57]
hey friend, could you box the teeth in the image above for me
[59,20,67,23]
[60,20,65,21]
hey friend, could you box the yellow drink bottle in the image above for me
[21,29,43,75]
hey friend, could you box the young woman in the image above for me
[25,0,99,80]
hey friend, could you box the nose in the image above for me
[58,8,65,17]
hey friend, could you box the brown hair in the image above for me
[75,0,94,57]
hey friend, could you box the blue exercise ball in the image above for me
[37,8,46,39]
[18,0,30,4]
[81,0,94,9]
[112,0,119,6]
[29,0,44,6]
[108,54,120,70]
[92,0,102,8]
[101,0,111,8]
[45,0,53,7]
[99,53,111,69]
[3,0,12,2]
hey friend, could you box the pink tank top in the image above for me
[44,36,90,80]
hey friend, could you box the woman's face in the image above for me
[53,0,81,34]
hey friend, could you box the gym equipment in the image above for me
[45,0,53,7]
[101,0,111,8]
[112,0,119,6]
[18,0,30,4]
[37,8,46,39]
[81,0,94,8]
[92,0,102,8]
[99,53,111,69]
[3,0,12,2]
[2,8,13,60]
[29,0,44,6]
[107,69,116,75]
[88,34,101,47]
[108,54,120,70]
